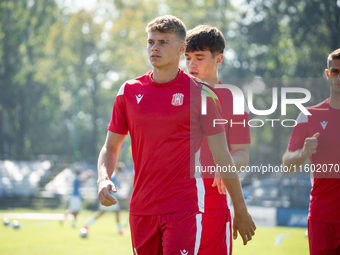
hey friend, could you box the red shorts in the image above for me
[129,211,203,255]
[308,219,340,255]
[198,208,232,255]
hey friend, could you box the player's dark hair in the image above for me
[146,15,186,42]
[186,25,225,56]
[327,48,340,69]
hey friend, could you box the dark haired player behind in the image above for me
[185,25,252,254]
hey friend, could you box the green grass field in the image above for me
[0,209,308,255]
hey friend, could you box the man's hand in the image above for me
[97,131,126,206]
[301,132,319,158]
[98,179,117,206]
[212,172,227,195]
[233,207,256,245]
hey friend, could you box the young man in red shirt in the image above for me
[185,25,251,255]
[97,16,255,255]
[283,48,340,255]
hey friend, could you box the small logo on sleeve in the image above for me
[180,250,188,255]
[320,121,328,130]
[172,93,184,106]
[136,94,144,104]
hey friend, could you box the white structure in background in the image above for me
[0,160,52,197]
[42,166,98,200]
[42,168,74,197]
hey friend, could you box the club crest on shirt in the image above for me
[172,93,184,106]
[320,121,328,130]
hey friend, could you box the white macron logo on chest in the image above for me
[180,250,188,255]
[136,94,144,104]
[320,121,328,130]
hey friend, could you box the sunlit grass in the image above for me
[0,209,308,255]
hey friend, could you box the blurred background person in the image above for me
[83,162,129,235]
[62,168,93,227]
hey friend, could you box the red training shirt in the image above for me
[287,98,340,223]
[108,69,225,215]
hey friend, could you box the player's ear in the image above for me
[325,69,329,80]
[179,42,186,56]
[216,53,223,66]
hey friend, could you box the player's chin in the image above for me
[150,60,162,67]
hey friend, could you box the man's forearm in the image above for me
[282,149,308,172]
[214,152,248,211]
[222,176,248,211]
[97,145,119,184]
[207,132,255,244]
[231,149,249,170]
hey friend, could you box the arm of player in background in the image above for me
[97,131,126,206]
[79,170,94,183]
[213,143,250,194]
[282,132,319,172]
[230,144,250,170]
[207,132,256,245]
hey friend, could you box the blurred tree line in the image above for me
[0,0,339,166]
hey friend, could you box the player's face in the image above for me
[325,59,340,95]
[185,50,222,79]
[147,31,185,69]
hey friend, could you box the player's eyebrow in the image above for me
[148,39,170,43]
[194,53,206,56]
[184,52,207,57]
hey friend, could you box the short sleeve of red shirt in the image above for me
[108,84,129,135]
[200,97,224,136]
[218,87,251,145]
[189,79,225,155]
[287,112,309,152]
[227,101,251,145]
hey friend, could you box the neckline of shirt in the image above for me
[326,98,340,111]
[148,68,184,87]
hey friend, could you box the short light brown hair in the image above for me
[146,15,186,42]
[327,48,340,69]
[186,25,225,56]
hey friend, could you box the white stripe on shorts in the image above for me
[226,221,231,255]
[194,214,203,255]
